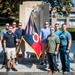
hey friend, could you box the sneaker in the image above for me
[47,70,52,73]
[11,67,18,71]
[7,68,10,71]
[15,61,18,65]
[52,71,57,74]
[63,71,69,74]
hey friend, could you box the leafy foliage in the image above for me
[48,0,74,16]
[0,0,74,21]
[0,0,20,21]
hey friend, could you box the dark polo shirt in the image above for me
[3,32,17,48]
[15,29,24,39]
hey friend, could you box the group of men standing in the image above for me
[40,22,72,74]
[1,22,25,71]
[0,21,72,74]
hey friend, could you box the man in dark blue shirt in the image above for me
[3,25,18,71]
[15,22,25,64]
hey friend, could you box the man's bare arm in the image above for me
[66,39,72,53]
[55,43,60,55]
[3,40,7,53]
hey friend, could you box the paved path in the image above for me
[0,72,75,75]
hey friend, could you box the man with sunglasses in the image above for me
[47,26,60,74]
[15,22,25,65]
[40,21,50,65]
[12,21,17,33]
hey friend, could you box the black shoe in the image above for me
[11,68,17,71]
[7,68,10,71]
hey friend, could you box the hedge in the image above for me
[66,28,75,32]
[0,27,4,32]
[60,28,75,40]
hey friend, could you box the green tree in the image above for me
[0,0,21,21]
[48,0,74,16]
[0,0,74,22]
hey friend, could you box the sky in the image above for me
[73,0,75,4]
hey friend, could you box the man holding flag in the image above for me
[15,22,25,65]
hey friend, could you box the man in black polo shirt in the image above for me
[3,25,18,71]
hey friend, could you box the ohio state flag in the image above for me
[23,16,42,59]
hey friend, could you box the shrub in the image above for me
[0,27,4,32]
[60,28,75,40]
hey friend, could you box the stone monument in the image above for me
[19,1,49,57]
[19,1,49,32]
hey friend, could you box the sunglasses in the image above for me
[18,25,22,26]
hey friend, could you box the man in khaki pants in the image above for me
[15,22,25,65]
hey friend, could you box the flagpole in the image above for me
[32,21,34,34]
[30,14,33,34]
[15,36,23,58]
